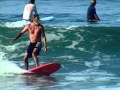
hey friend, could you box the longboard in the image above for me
[5,16,54,28]
[23,62,61,75]
[41,16,54,21]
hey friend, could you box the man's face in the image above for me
[34,16,39,22]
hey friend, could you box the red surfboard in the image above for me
[23,62,61,75]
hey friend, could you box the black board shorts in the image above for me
[26,42,42,58]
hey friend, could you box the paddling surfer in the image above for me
[11,14,47,70]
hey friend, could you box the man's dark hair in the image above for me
[91,0,96,6]
[29,0,35,4]
[31,14,39,22]
[33,14,39,17]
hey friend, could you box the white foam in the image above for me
[92,52,114,62]
[66,41,79,49]
[0,52,7,60]
[0,41,29,59]
[5,41,29,52]
[65,76,89,82]
[65,68,117,83]
[94,76,118,82]
[56,55,75,60]
[75,32,84,42]
[0,60,26,74]
[4,20,29,28]
[46,32,64,42]
[85,60,101,67]
[65,25,80,30]
[78,47,85,51]
[0,52,26,76]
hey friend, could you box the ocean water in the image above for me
[0,0,120,90]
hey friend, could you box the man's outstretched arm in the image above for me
[10,25,29,43]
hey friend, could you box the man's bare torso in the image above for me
[27,23,42,43]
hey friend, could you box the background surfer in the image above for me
[87,0,100,22]
[23,0,38,23]
[11,14,47,70]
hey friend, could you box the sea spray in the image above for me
[0,52,26,76]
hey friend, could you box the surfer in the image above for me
[10,14,47,70]
[87,0,100,22]
[23,0,38,23]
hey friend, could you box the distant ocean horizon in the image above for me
[0,0,120,90]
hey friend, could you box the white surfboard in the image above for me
[4,16,54,28]
[41,16,54,21]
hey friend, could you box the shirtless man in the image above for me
[23,0,38,22]
[11,14,47,70]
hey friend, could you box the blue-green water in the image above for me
[0,0,120,90]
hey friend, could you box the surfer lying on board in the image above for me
[10,14,47,70]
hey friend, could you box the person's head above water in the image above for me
[91,0,96,6]
[31,14,40,22]
[29,0,35,4]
